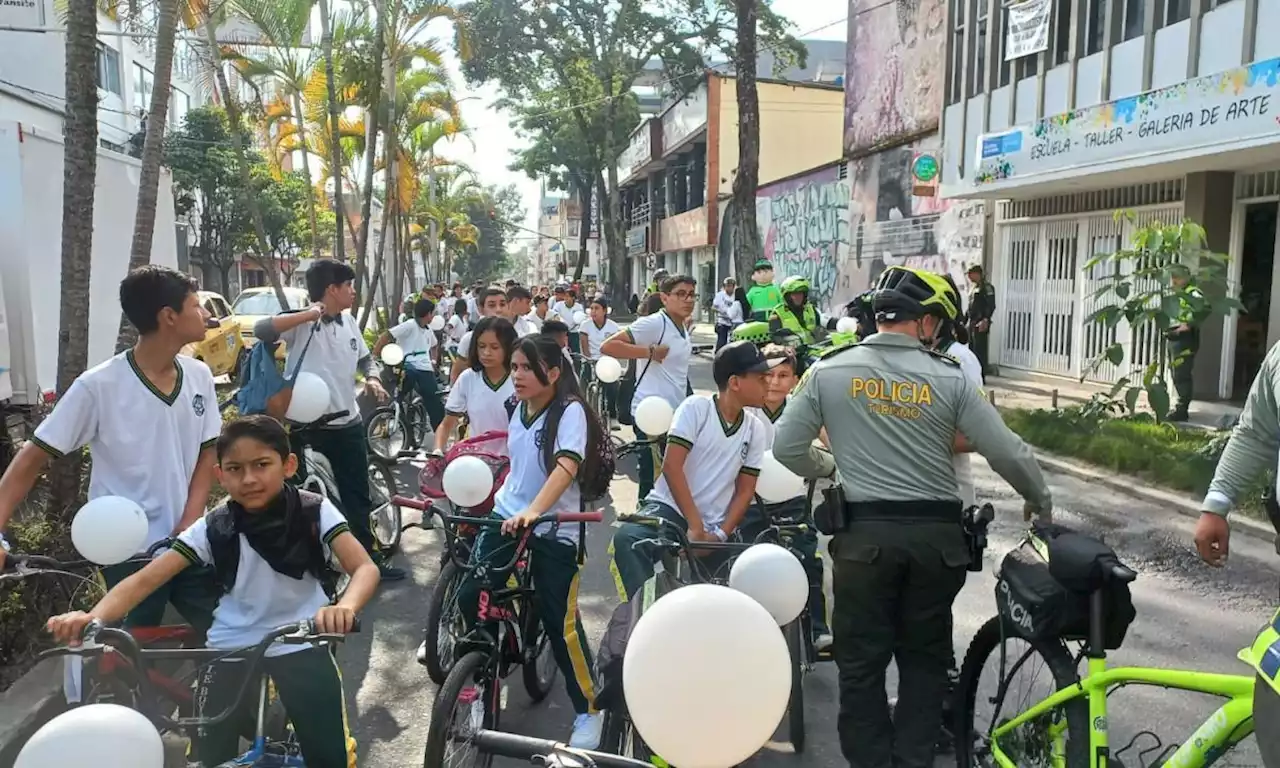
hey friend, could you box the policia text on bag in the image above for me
[771,266,1053,768]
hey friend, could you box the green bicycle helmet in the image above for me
[731,320,773,345]
[873,266,958,322]
[780,275,811,295]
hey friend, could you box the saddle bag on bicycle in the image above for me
[994,522,1135,650]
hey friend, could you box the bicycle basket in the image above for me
[995,522,1136,650]
[418,431,511,519]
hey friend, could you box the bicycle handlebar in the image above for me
[474,730,652,768]
[290,409,352,430]
[1,538,177,580]
[39,617,359,730]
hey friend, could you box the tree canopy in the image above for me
[454,183,525,284]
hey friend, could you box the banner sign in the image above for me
[1005,0,1052,61]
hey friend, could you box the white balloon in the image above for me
[836,316,858,334]
[16,703,163,768]
[623,584,790,768]
[429,315,446,331]
[634,396,674,436]
[756,450,805,503]
[730,543,810,625]
[595,356,623,384]
[572,310,587,327]
[71,496,147,565]
[380,343,405,366]
[442,455,494,508]
[285,372,330,424]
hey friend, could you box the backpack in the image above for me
[235,320,318,419]
[205,490,340,600]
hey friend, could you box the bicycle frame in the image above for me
[988,657,1255,768]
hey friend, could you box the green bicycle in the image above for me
[955,523,1259,768]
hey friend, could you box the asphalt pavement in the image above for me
[339,357,1279,768]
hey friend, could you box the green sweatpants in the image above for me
[195,646,356,768]
[457,519,598,714]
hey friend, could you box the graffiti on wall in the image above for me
[756,166,850,310]
[844,0,947,155]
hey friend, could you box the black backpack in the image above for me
[205,490,340,600]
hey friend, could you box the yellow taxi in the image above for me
[181,291,246,378]
[231,286,310,360]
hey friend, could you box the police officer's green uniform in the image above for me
[772,266,1052,768]
[1201,339,1280,762]
[1168,280,1208,421]
[965,265,996,380]
[769,276,826,346]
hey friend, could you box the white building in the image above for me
[941,0,1280,402]
[530,193,603,292]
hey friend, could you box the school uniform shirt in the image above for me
[493,400,588,544]
[946,341,984,508]
[389,319,437,371]
[513,314,540,338]
[745,400,810,503]
[555,302,583,331]
[280,315,369,427]
[581,318,621,359]
[524,311,545,332]
[625,310,693,420]
[32,352,222,550]
[465,293,479,320]
[173,499,348,657]
[446,315,467,346]
[712,291,738,328]
[648,395,765,530]
[445,368,516,438]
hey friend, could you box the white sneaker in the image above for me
[569,712,604,750]
[814,633,834,651]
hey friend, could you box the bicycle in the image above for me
[473,729,651,768]
[40,618,358,767]
[391,503,603,768]
[396,431,510,684]
[953,529,1257,768]
[572,353,619,438]
[366,353,431,461]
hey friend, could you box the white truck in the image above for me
[0,120,179,463]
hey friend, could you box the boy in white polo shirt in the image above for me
[611,341,769,598]
[374,298,445,431]
[450,287,508,383]
[254,259,403,581]
[599,274,696,499]
[0,266,222,630]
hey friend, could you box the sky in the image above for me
[422,0,850,238]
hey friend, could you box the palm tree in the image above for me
[51,0,102,511]
[115,0,185,353]
[318,0,345,261]
[224,0,325,256]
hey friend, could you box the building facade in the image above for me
[616,72,846,298]
[940,0,1280,400]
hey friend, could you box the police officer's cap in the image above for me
[873,266,958,322]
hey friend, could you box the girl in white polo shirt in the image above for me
[455,335,608,749]
[434,316,517,453]
[579,297,621,420]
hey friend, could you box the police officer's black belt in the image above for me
[843,500,963,523]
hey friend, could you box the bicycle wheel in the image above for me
[366,407,405,461]
[955,615,1089,768]
[368,460,402,553]
[421,560,465,685]
[520,607,559,703]
[408,397,429,449]
[423,650,499,768]
[784,618,806,752]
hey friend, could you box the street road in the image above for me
[341,357,1278,767]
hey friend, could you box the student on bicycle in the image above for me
[579,298,621,418]
[446,299,469,351]
[434,316,517,454]
[450,287,509,383]
[0,266,221,630]
[611,341,769,599]
[600,275,697,499]
[373,298,446,431]
[554,289,584,354]
[254,260,401,580]
[456,335,607,748]
[739,344,832,650]
[47,415,379,768]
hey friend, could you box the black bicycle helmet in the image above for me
[873,266,959,322]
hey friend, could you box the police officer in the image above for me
[965,264,996,380]
[1194,339,1280,763]
[768,275,827,345]
[1168,268,1208,422]
[772,265,1053,768]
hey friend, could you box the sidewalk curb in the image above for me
[0,658,65,766]
[1032,449,1276,544]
